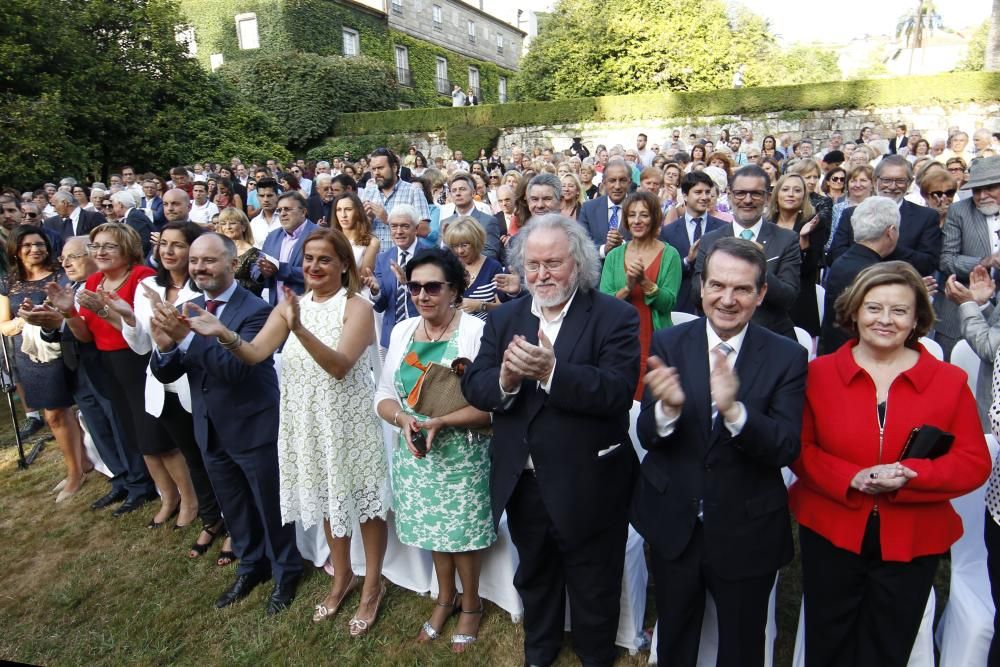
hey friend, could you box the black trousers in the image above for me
[506,470,626,667]
[100,349,154,499]
[799,524,939,667]
[154,392,221,527]
[650,522,775,667]
[985,510,1000,667]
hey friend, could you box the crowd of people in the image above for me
[3,119,1000,666]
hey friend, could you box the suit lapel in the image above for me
[755,221,773,252]
[682,322,713,444]
[552,289,593,362]
[967,204,991,255]
[709,324,765,450]
[218,286,244,331]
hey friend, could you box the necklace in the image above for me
[99,267,132,293]
[423,309,457,342]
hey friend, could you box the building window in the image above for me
[432,5,442,29]
[235,13,259,50]
[467,20,476,44]
[210,53,225,71]
[499,76,508,103]
[175,27,197,57]
[342,28,360,57]
[398,103,412,110]
[395,46,411,86]
[435,57,449,95]
[468,66,480,99]
[496,33,504,55]
[391,0,403,16]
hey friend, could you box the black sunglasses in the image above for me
[828,176,845,183]
[406,281,445,296]
[929,189,957,199]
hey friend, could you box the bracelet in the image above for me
[643,283,659,297]
[60,309,77,319]
[392,409,402,427]
[479,300,487,313]
[219,330,242,349]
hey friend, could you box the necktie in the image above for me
[63,217,72,233]
[609,205,620,232]
[692,217,703,243]
[396,250,409,322]
[205,299,221,315]
[739,228,754,241]
[711,342,735,425]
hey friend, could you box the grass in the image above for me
[0,396,951,666]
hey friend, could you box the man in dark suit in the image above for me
[694,165,801,339]
[463,214,640,667]
[110,191,154,257]
[149,233,301,614]
[661,171,727,314]
[44,190,105,243]
[363,205,433,350]
[578,160,632,258]
[826,155,941,276]
[253,191,317,306]
[138,176,167,230]
[632,237,807,667]
[888,123,909,155]
[439,172,505,262]
[819,197,899,355]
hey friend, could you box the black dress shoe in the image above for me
[111,492,157,517]
[265,576,301,616]
[215,571,271,609]
[17,415,44,440]
[91,488,128,510]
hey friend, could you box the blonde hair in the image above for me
[767,174,815,223]
[442,216,486,256]
[217,206,254,245]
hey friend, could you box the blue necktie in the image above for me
[609,205,620,232]
[395,250,409,322]
[692,217,703,243]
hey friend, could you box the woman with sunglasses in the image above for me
[822,167,848,202]
[184,228,390,633]
[918,169,957,227]
[375,248,494,651]
[0,226,86,503]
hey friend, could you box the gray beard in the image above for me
[529,268,578,308]
[976,202,1000,217]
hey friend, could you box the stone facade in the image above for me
[390,101,1000,160]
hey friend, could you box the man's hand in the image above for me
[505,330,556,384]
[645,356,685,410]
[710,347,740,419]
[363,200,387,223]
[360,267,379,294]
[969,265,996,304]
[606,228,623,251]
[686,239,700,266]
[494,272,521,295]
[256,257,277,278]
[922,274,939,298]
[152,302,190,343]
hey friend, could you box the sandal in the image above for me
[312,574,358,623]
[188,520,224,558]
[451,602,484,653]
[416,593,461,642]
[348,580,387,638]
[217,534,237,567]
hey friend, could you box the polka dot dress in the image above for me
[986,345,1000,525]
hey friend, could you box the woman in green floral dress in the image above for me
[375,248,495,653]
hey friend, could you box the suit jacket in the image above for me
[149,284,278,452]
[441,207,505,264]
[493,211,510,237]
[578,195,620,249]
[934,198,992,340]
[371,239,434,347]
[462,289,641,548]
[818,243,882,355]
[138,196,166,230]
[306,189,325,224]
[661,214,727,314]
[44,208,105,242]
[693,222,802,338]
[253,220,318,305]
[958,300,1000,429]
[122,208,153,258]
[826,200,941,276]
[888,136,909,155]
[630,320,807,579]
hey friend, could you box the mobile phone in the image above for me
[411,429,427,455]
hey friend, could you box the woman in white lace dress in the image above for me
[184,227,389,634]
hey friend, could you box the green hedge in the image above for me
[306,134,412,161]
[333,71,1000,136]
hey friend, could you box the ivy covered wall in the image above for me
[178,0,515,109]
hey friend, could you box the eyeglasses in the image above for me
[19,242,47,250]
[58,253,88,263]
[877,177,910,187]
[102,203,113,209]
[828,176,845,183]
[87,243,121,253]
[730,190,767,201]
[929,189,957,199]
[406,281,446,296]
[448,242,472,251]
[275,206,301,213]
[947,167,966,173]
[22,212,39,218]
[524,259,567,273]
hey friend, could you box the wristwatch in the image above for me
[97,306,110,319]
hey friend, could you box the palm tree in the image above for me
[895,0,944,74]
[987,0,999,71]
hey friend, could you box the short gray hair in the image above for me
[314,173,332,186]
[316,160,330,169]
[59,177,78,188]
[508,214,601,292]
[51,191,76,206]
[387,203,419,226]
[852,196,900,242]
[110,190,136,209]
[874,154,913,181]
[527,172,561,199]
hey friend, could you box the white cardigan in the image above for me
[121,276,200,416]
[374,312,484,409]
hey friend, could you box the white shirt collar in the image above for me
[530,287,579,325]
[733,218,764,242]
[607,197,625,213]
[685,210,708,226]
[706,319,750,357]
[398,239,419,261]
[69,206,81,223]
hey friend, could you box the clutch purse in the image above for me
[899,425,954,460]
[405,355,471,418]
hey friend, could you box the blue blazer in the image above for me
[371,239,434,347]
[149,285,278,453]
[462,288,641,548]
[44,208,106,242]
[660,214,727,314]
[578,195,616,249]
[825,199,941,276]
[254,220,317,305]
[138,196,166,230]
[630,319,806,580]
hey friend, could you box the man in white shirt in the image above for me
[189,182,220,226]
[249,178,281,249]
[636,133,655,168]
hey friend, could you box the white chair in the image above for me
[630,400,646,462]
[950,339,981,396]
[793,327,814,360]
[919,336,943,360]
[671,311,699,325]
[77,410,112,479]
[935,435,1000,666]
[815,284,826,324]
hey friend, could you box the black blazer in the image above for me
[826,200,941,276]
[122,208,153,258]
[661,214,727,314]
[630,319,807,580]
[888,136,909,155]
[462,288,640,548]
[306,189,325,224]
[693,222,802,338]
[818,243,882,355]
[44,208,105,242]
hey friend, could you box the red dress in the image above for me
[627,249,664,401]
[81,266,156,351]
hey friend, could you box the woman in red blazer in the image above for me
[790,261,991,667]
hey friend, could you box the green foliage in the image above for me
[334,71,1000,138]
[0,0,288,190]
[446,125,502,159]
[306,134,411,161]
[766,45,843,86]
[851,49,891,79]
[220,52,399,149]
[956,20,989,71]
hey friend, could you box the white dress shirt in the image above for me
[732,219,764,243]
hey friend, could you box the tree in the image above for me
[956,20,989,71]
[988,0,1000,71]
[895,0,945,74]
[513,0,839,101]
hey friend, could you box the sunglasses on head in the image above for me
[929,189,957,198]
[406,281,445,296]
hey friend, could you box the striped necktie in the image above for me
[395,250,409,322]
